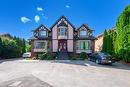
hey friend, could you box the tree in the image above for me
[22,38,26,53]
[102,30,108,52]
[0,38,2,57]
[26,44,31,52]
[0,34,28,59]
[116,5,130,62]
[107,30,113,54]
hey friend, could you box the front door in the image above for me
[58,40,67,52]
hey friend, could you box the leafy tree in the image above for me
[116,5,130,62]
[0,34,28,59]
[22,38,26,53]
[0,38,2,57]
[102,30,108,52]
[26,44,31,52]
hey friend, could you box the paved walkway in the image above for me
[0,58,130,87]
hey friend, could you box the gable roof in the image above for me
[58,20,68,27]
[77,24,93,31]
[50,15,75,29]
[32,24,50,32]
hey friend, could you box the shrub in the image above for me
[46,53,56,60]
[71,55,79,60]
[39,52,56,60]
[39,53,47,60]
[79,52,88,60]
[118,48,130,63]
[68,53,88,60]
[68,53,79,60]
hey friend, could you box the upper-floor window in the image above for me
[59,27,66,36]
[80,30,87,36]
[40,31,47,37]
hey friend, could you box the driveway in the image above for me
[0,58,130,87]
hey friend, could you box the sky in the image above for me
[0,0,130,39]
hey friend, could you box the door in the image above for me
[58,40,67,52]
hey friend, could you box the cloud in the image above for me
[65,5,70,8]
[37,7,43,11]
[34,15,40,23]
[21,17,31,23]
[41,13,48,19]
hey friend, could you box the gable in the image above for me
[33,24,50,33]
[50,16,75,30]
[77,24,92,31]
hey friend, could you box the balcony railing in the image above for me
[58,35,67,39]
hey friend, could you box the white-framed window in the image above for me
[34,42,46,49]
[80,30,87,36]
[59,27,67,36]
[80,41,90,50]
[40,31,47,36]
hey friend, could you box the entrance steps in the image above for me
[57,52,69,60]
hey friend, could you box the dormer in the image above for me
[77,24,93,37]
[33,24,50,39]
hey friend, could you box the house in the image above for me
[95,27,116,52]
[95,34,103,52]
[29,16,96,58]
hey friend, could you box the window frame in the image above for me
[34,41,47,49]
[79,30,87,36]
[80,41,90,50]
[40,30,47,37]
[58,26,67,36]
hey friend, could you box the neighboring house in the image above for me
[29,16,96,58]
[95,34,103,52]
[95,27,116,52]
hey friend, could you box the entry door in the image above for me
[58,40,67,52]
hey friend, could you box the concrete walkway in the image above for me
[0,58,130,87]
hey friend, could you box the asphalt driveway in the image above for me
[0,58,130,87]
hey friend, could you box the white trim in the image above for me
[33,40,47,52]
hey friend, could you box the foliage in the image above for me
[79,52,88,60]
[116,5,130,62]
[26,44,31,52]
[0,38,3,57]
[68,53,79,60]
[39,53,47,60]
[68,52,88,60]
[0,34,27,59]
[102,5,130,62]
[39,52,56,60]
[102,30,108,52]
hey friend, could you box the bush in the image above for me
[68,52,88,60]
[39,53,47,60]
[46,53,56,60]
[79,52,88,60]
[118,48,130,63]
[39,52,56,60]
[68,53,79,60]
[71,55,79,60]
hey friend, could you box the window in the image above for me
[80,30,87,36]
[80,41,89,50]
[59,28,66,36]
[40,31,47,36]
[34,42,46,49]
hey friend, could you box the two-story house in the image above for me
[29,16,96,58]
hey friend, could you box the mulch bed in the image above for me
[120,61,130,67]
